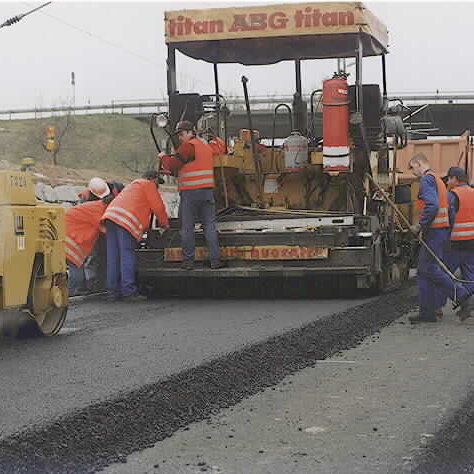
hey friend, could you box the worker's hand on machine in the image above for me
[157,152,166,160]
[158,225,170,236]
[409,223,422,235]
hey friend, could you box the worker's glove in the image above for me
[409,223,422,234]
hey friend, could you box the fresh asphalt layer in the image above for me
[0,283,418,473]
[101,304,474,474]
[0,292,361,439]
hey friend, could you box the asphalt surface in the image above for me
[0,283,374,470]
[2,280,474,473]
[101,304,474,474]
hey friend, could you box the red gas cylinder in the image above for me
[322,76,350,172]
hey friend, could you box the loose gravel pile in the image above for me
[0,284,417,474]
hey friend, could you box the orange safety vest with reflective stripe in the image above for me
[450,185,474,240]
[65,200,108,267]
[178,137,215,191]
[102,179,169,241]
[416,171,449,228]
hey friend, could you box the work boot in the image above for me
[122,293,147,303]
[181,260,194,271]
[210,260,226,270]
[457,296,474,321]
[409,309,437,324]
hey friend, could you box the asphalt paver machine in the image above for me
[139,1,412,293]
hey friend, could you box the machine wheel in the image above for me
[22,258,68,337]
[370,260,410,296]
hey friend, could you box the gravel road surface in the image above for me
[0,287,372,464]
[4,281,473,474]
[102,304,474,474]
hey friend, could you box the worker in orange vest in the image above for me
[444,166,474,321]
[65,192,114,296]
[408,153,472,323]
[77,177,123,292]
[102,170,169,302]
[158,120,224,271]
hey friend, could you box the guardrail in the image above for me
[2,93,474,120]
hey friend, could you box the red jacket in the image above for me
[65,200,108,268]
[177,137,216,191]
[102,179,169,240]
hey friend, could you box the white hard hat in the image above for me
[88,177,110,198]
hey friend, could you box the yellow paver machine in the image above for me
[139,2,413,293]
[0,168,68,336]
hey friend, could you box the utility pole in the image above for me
[71,71,76,112]
[0,2,52,29]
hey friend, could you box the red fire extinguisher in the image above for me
[322,75,350,172]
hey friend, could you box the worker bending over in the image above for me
[102,170,169,302]
[158,120,225,271]
[445,166,474,321]
[409,153,473,323]
[65,191,113,296]
[78,177,124,203]
[78,177,124,292]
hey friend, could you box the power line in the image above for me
[21,2,161,66]
[0,1,51,29]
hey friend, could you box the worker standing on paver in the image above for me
[65,192,113,296]
[102,170,169,302]
[157,121,225,271]
[444,166,474,321]
[408,153,473,323]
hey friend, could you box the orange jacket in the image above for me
[178,137,215,191]
[65,200,108,268]
[102,179,169,240]
[416,171,449,229]
[208,136,227,155]
[450,185,474,240]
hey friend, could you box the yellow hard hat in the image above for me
[21,157,35,167]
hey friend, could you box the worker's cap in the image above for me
[444,166,468,181]
[174,120,195,134]
[88,177,111,198]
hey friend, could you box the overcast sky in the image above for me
[0,1,472,110]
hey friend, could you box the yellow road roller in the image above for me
[0,167,68,336]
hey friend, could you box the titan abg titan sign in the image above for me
[165,2,388,47]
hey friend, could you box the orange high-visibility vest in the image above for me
[416,171,449,228]
[65,200,108,267]
[178,137,215,191]
[102,179,169,241]
[451,185,474,241]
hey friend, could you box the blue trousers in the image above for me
[417,228,469,310]
[105,220,138,297]
[445,247,474,298]
[179,189,220,262]
[68,263,85,296]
